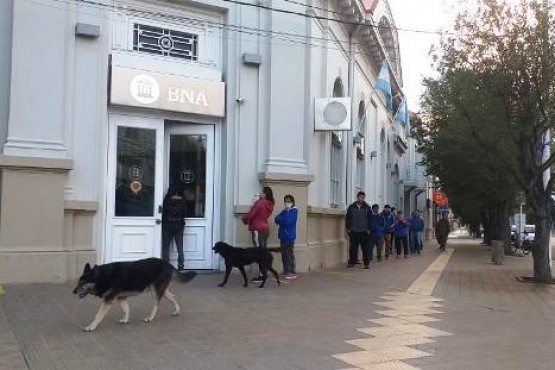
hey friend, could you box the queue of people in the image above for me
[345,191,447,268]
[161,184,450,278]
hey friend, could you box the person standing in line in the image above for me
[370,204,386,261]
[274,194,298,280]
[382,205,396,258]
[242,186,275,282]
[409,210,425,255]
[346,191,373,269]
[161,185,187,270]
[392,211,410,258]
[435,211,451,251]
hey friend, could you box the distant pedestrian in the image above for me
[435,211,451,251]
[392,211,410,257]
[242,186,275,282]
[274,194,298,280]
[409,210,425,254]
[370,204,385,261]
[382,205,396,258]
[346,191,372,269]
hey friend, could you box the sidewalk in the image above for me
[0,234,554,369]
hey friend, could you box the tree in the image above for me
[420,0,555,282]
[413,69,519,245]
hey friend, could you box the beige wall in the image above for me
[0,156,96,283]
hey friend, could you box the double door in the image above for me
[105,114,215,269]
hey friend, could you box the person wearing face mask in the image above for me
[274,194,298,279]
[242,186,275,282]
[345,191,373,269]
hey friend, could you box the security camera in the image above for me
[235,97,246,104]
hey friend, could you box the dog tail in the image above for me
[267,247,282,253]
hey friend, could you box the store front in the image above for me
[105,66,224,269]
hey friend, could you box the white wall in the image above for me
[0,0,12,148]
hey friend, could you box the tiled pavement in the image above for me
[1,232,555,369]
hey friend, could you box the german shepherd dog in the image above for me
[212,241,281,288]
[73,258,196,332]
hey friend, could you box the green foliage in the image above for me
[417,0,555,280]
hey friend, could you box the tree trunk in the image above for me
[489,203,508,242]
[531,182,553,283]
[483,215,492,245]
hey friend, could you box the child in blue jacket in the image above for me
[274,194,298,279]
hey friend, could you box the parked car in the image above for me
[523,225,535,242]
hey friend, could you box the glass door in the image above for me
[106,114,164,262]
[165,122,214,269]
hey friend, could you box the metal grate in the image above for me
[133,23,198,61]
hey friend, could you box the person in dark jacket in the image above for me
[161,185,187,270]
[382,205,396,258]
[392,211,410,257]
[345,191,372,269]
[435,211,451,251]
[370,204,386,261]
[274,194,298,279]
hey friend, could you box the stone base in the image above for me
[0,250,96,283]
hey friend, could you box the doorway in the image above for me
[105,113,215,269]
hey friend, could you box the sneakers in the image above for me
[405,254,411,258]
[251,276,264,283]
[347,263,355,268]
[364,264,370,269]
[284,273,297,280]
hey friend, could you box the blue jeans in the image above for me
[410,231,424,253]
[281,241,296,274]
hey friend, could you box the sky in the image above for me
[388,0,461,112]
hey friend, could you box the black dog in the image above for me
[212,241,281,288]
[73,257,196,332]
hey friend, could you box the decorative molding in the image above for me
[3,137,67,159]
[258,172,315,185]
[307,206,346,216]
[0,155,73,171]
[64,200,99,213]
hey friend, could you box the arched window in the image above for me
[354,100,366,195]
[333,78,344,98]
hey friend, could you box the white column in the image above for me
[3,0,71,159]
[261,0,308,175]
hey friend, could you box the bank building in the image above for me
[0,0,427,283]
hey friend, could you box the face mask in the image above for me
[284,202,292,208]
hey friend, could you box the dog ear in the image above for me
[83,263,91,273]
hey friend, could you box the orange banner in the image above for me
[433,189,449,207]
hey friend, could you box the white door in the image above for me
[106,114,164,262]
[165,124,214,270]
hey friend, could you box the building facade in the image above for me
[0,0,410,283]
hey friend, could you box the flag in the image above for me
[376,60,392,112]
[394,97,410,135]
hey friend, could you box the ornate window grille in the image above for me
[133,24,198,61]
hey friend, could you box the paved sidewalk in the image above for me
[1,233,554,369]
